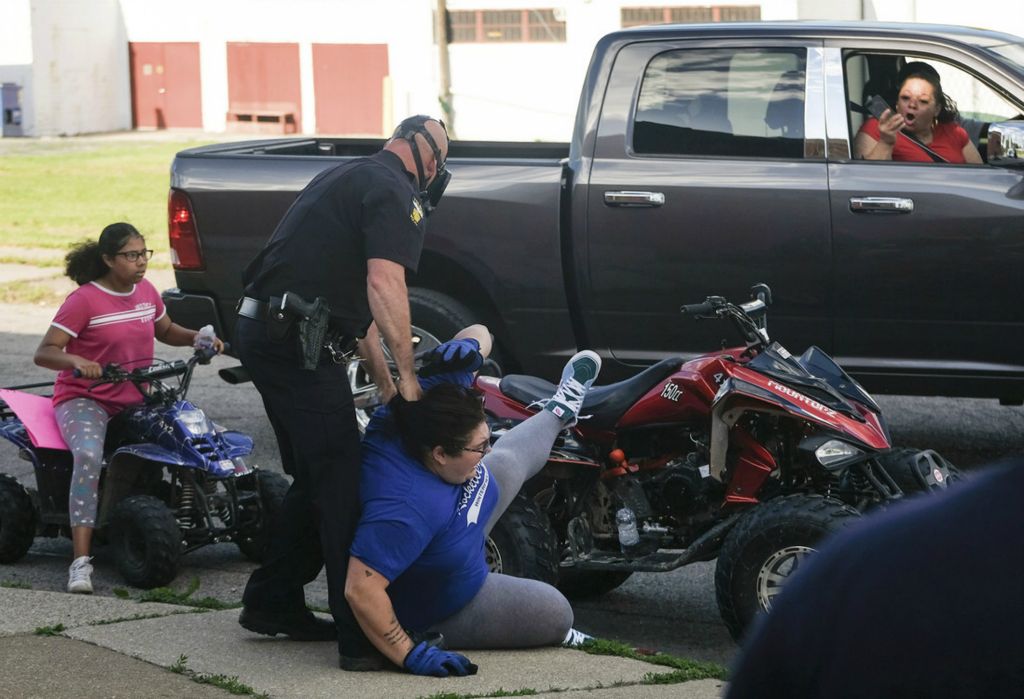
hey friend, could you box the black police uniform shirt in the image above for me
[243,149,427,338]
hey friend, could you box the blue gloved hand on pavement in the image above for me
[403,641,478,677]
[419,338,482,378]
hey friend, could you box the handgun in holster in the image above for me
[280,292,330,370]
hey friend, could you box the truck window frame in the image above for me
[628,45,811,160]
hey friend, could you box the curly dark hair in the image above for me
[390,383,486,462]
[897,61,960,124]
[64,222,144,285]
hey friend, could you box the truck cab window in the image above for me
[845,52,1022,163]
[632,48,806,158]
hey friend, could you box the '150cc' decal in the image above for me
[766,380,838,417]
[661,381,682,402]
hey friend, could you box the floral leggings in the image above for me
[55,397,109,528]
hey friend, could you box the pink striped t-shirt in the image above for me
[51,279,166,414]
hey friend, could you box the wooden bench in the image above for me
[227,102,298,134]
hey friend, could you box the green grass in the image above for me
[0,580,32,589]
[137,576,241,610]
[0,138,214,252]
[581,638,728,682]
[34,623,66,636]
[168,654,268,697]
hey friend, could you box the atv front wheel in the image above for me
[715,494,860,642]
[110,495,181,588]
[486,494,558,584]
[235,470,289,562]
[0,474,36,563]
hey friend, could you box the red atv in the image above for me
[477,284,959,641]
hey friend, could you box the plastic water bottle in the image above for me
[616,507,640,554]
[194,324,216,350]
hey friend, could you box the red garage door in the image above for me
[226,42,301,134]
[313,44,389,135]
[129,42,202,129]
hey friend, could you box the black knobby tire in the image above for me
[110,494,181,589]
[409,288,480,346]
[557,569,633,599]
[714,494,861,642]
[235,470,289,562]
[879,448,964,496]
[486,494,559,584]
[0,474,36,563]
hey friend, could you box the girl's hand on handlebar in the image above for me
[70,357,103,379]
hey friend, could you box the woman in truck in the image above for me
[855,61,983,164]
[33,222,223,594]
[343,326,599,676]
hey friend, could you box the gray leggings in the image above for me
[430,410,573,648]
[55,397,110,528]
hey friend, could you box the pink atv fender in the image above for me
[0,389,69,451]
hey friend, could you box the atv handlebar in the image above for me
[72,347,220,401]
[680,299,720,317]
[680,284,772,349]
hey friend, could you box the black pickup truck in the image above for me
[164,21,1024,409]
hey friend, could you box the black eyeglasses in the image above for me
[114,249,154,262]
[462,443,491,456]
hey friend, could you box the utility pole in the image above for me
[436,0,455,137]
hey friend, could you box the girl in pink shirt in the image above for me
[33,222,223,594]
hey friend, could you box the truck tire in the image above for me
[486,494,559,585]
[714,494,860,642]
[557,569,633,599]
[235,470,289,562]
[110,495,181,589]
[879,448,963,496]
[349,287,493,432]
[0,474,36,563]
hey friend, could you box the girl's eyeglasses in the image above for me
[115,249,154,262]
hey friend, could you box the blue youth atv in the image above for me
[0,347,287,588]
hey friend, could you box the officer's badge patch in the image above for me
[410,197,424,224]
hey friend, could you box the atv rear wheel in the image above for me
[0,474,36,563]
[486,494,558,584]
[110,495,181,589]
[715,494,860,642]
[235,470,289,562]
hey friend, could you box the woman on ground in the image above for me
[855,61,983,164]
[344,326,600,676]
[33,222,223,594]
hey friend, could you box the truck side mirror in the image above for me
[987,121,1024,168]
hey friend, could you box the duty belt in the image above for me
[237,296,358,367]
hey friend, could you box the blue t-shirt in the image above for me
[349,369,499,631]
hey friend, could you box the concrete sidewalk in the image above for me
[0,587,727,699]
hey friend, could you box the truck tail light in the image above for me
[168,188,204,270]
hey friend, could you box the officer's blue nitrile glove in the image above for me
[403,641,479,677]
[419,338,483,378]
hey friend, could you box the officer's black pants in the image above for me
[235,315,371,656]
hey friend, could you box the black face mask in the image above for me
[394,116,450,216]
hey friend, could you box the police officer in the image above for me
[234,115,450,670]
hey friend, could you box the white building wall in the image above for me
[2,0,1023,138]
[0,0,33,135]
[118,0,438,133]
[27,0,130,136]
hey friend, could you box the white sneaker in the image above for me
[562,627,595,648]
[67,556,93,594]
[544,350,602,425]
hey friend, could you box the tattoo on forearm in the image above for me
[382,617,407,647]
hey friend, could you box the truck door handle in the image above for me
[849,197,914,213]
[604,191,666,207]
